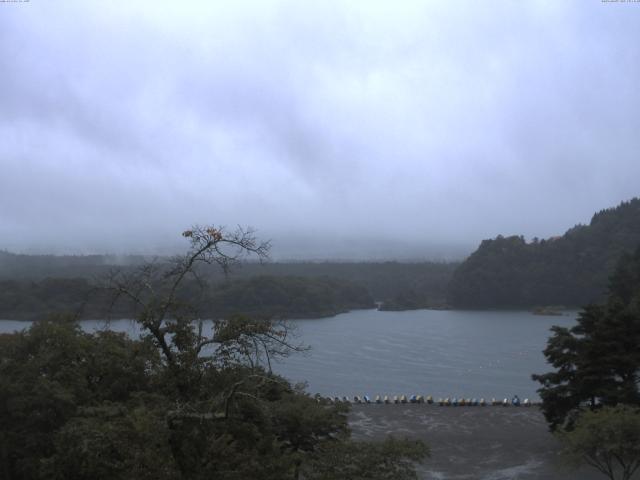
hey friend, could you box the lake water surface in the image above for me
[273,309,577,400]
[0,309,577,400]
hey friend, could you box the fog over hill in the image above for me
[2,2,639,258]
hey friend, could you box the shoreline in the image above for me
[349,404,601,480]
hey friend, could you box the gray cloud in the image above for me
[1,0,639,258]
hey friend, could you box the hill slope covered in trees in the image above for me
[448,198,640,308]
[0,275,375,321]
[0,253,456,318]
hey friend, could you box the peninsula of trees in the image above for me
[0,253,454,320]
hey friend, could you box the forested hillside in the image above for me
[448,198,640,308]
[0,253,457,318]
[0,275,374,321]
[207,275,374,319]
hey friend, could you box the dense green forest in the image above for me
[208,276,374,319]
[0,253,456,319]
[449,198,640,308]
[530,245,640,479]
[533,244,640,430]
[4,198,640,315]
[0,227,428,479]
[0,275,374,321]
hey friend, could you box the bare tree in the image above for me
[103,225,304,394]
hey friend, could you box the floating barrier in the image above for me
[330,394,535,407]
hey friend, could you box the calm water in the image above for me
[273,309,577,400]
[0,309,577,400]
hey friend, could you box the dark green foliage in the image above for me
[450,198,640,308]
[0,275,373,321]
[557,405,640,480]
[303,437,429,480]
[0,227,428,479]
[0,319,165,479]
[0,278,95,320]
[207,275,374,319]
[0,251,148,279]
[1,316,425,480]
[379,288,449,311]
[532,246,640,431]
[0,252,458,318]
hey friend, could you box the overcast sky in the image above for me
[1,1,639,259]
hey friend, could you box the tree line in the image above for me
[449,198,640,308]
[0,275,374,321]
[534,245,640,480]
[2,197,640,316]
[0,226,428,480]
[0,251,456,318]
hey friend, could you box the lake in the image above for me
[0,309,577,400]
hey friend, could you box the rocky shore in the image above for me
[349,404,603,480]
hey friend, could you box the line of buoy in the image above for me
[322,394,533,406]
